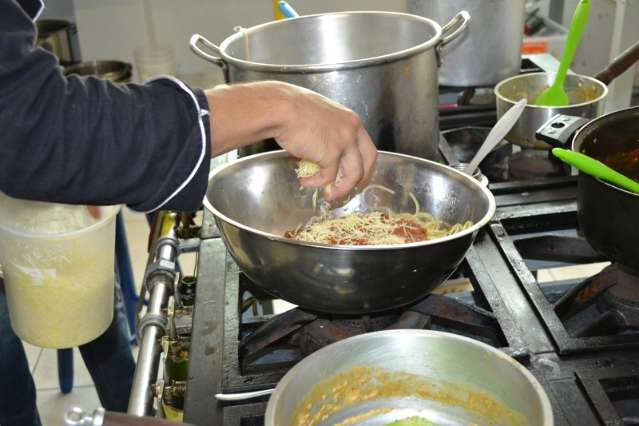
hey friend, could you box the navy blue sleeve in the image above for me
[0,0,211,212]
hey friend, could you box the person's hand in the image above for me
[273,84,377,201]
[87,206,101,219]
[205,81,377,201]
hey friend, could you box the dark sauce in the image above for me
[581,117,639,182]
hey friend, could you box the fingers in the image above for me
[324,146,364,201]
[357,127,378,184]
[87,206,101,219]
[298,123,377,199]
[300,162,339,188]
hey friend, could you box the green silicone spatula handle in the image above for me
[535,0,590,106]
[552,148,639,194]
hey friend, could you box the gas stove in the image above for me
[182,192,639,426]
[129,59,639,425]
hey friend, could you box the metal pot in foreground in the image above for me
[496,72,607,149]
[204,150,495,315]
[536,107,639,271]
[408,0,526,86]
[190,11,470,159]
[265,330,553,425]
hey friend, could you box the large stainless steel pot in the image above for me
[537,107,639,270]
[190,11,470,159]
[265,330,553,425]
[204,150,495,314]
[408,0,525,87]
[495,72,607,149]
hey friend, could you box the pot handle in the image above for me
[535,114,590,148]
[189,34,225,66]
[594,39,639,85]
[439,11,471,48]
[215,388,274,401]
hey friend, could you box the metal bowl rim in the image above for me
[264,329,554,425]
[204,150,496,251]
[216,11,444,73]
[494,71,609,110]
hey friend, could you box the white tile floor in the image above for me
[31,208,610,423]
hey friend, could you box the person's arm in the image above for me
[205,82,377,200]
[1,0,376,209]
[1,0,209,212]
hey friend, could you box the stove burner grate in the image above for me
[239,294,505,366]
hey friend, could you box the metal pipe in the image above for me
[127,212,179,417]
[127,284,168,416]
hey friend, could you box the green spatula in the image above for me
[552,148,639,194]
[535,0,590,107]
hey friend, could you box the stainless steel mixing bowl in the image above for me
[204,151,495,314]
[265,330,554,425]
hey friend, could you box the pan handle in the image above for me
[214,388,274,401]
[189,34,225,67]
[439,11,471,49]
[535,115,591,148]
[595,39,639,85]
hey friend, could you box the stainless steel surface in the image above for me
[215,389,274,401]
[64,61,132,83]
[65,407,105,426]
[408,0,525,87]
[204,150,495,314]
[496,72,607,149]
[264,330,553,426]
[523,53,562,74]
[36,20,78,65]
[128,216,178,417]
[190,11,470,159]
[450,163,488,187]
[128,293,166,416]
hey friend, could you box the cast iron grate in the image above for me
[494,211,639,354]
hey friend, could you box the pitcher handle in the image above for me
[439,11,471,48]
[189,34,225,67]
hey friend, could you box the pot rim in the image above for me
[494,72,609,110]
[572,105,639,198]
[263,329,554,426]
[203,150,496,251]
[216,11,443,73]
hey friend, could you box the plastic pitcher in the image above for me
[0,193,119,348]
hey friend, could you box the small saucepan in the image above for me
[536,106,639,271]
[496,39,639,149]
[265,330,553,425]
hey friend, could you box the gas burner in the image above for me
[508,149,569,181]
[440,129,574,184]
[239,294,504,365]
[496,213,639,355]
[554,264,639,337]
